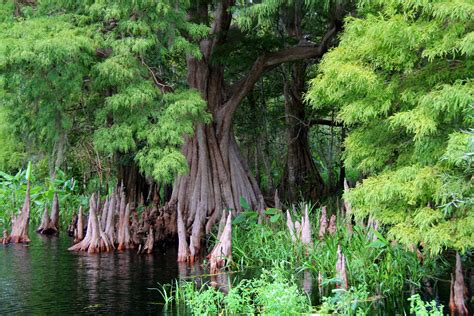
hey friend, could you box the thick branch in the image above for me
[210,0,234,48]
[218,26,337,129]
[309,118,343,127]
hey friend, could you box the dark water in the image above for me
[0,231,469,315]
[0,232,181,315]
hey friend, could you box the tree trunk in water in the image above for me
[50,192,60,231]
[208,212,232,273]
[117,202,133,250]
[1,230,9,244]
[10,181,31,243]
[280,63,324,202]
[36,205,58,235]
[68,193,113,253]
[171,52,265,262]
[74,206,84,243]
[172,123,265,262]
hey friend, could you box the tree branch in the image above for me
[309,119,343,127]
[210,0,234,48]
[218,26,337,128]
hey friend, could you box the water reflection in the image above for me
[0,231,180,314]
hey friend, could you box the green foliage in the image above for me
[408,294,444,316]
[0,107,25,171]
[228,205,446,305]
[318,285,371,315]
[0,0,210,184]
[307,0,474,253]
[0,166,81,229]
[158,263,311,315]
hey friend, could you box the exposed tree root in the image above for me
[449,252,469,315]
[1,230,9,244]
[10,181,31,243]
[319,206,328,239]
[286,210,296,242]
[50,192,60,231]
[68,193,113,253]
[36,205,58,235]
[301,205,312,250]
[336,244,348,290]
[208,212,232,274]
[74,206,84,243]
[138,227,154,254]
[117,202,133,251]
[328,214,337,235]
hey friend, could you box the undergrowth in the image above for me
[157,204,448,315]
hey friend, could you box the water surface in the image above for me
[0,231,179,315]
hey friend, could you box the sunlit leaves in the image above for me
[310,0,473,253]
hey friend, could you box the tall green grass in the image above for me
[157,204,448,314]
[227,204,447,308]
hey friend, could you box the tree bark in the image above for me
[208,212,232,273]
[50,192,60,231]
[280,63,324,202]
[68,193,113,253]
[74,206,84,243]
[1,229,9,244]
[117,157,151,207]
[10,181,31,243]
[170,1,338,262]
[450,252,469,315]
[36,204,58,235]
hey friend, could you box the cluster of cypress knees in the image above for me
[0,180,469,314]
[0,180,233,274]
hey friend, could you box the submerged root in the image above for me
[10,181,31,243]
[36,205,58,235]
[208,212,232,274]
[68,193,113,253]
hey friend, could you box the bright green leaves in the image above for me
[0,15,95,166]
[443,132,472,168]
[135,89,209,183]
[0,0,210,185]
[309,0,473,253]
[105,82,158,112]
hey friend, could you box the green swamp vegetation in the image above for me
[0,0,472,314]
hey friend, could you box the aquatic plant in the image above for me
[318,285,371,315]
[227,205,448,304]
[157,263,311,315]
[408,294,444,316]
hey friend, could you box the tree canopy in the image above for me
[307,0,473,253]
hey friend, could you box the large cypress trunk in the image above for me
[168,0,338,262]
[278,2,325,202]
[172,60,265,261]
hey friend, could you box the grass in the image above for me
[179,203,449,314]
[157,263,312,315]
[228,204,447,299]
